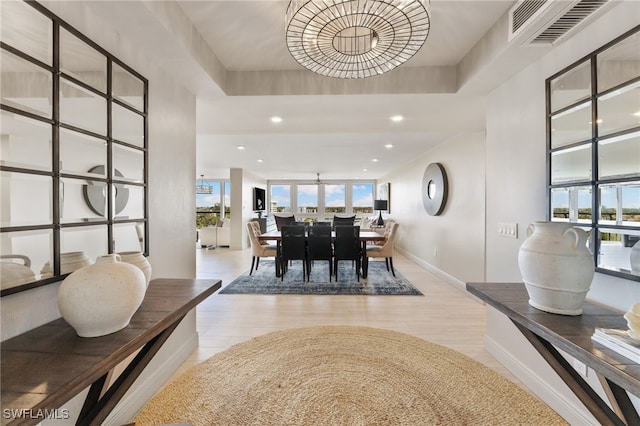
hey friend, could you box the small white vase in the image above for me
[117,251,152,287]
[58,254,146,337]
[61,251,92,274]
[518,221,595,316]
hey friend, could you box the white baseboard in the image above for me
[103,331,199,425]
[484,334,598,425]
[396,247,467,292]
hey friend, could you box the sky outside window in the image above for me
[325,184,345,213]
[352,183,374,213]
[270,185,291,212]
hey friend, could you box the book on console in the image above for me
[592,328,640,363]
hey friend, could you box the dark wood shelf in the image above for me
[467,282,640,426]
[1,278,221,426]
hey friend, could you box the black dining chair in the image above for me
[332,215,355,230]
[333,225,361,282]
[274,215,296,231]
[306,225,333,282]
[280,225,308,281]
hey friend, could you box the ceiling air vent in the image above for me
[508,0,614,45]
[532,0,610,43]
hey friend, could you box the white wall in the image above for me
[228,168,268,249]
[382,131,486,287]
[482,2,640,422]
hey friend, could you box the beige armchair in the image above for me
[247,221,277,275]
[365,222,399,276]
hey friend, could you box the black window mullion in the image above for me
[107,58,114,253]
[52,19,61,277]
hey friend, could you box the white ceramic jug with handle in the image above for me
[518,221,594,315]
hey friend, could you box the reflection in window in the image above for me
[551,144,592,184]
[598,132,640,179]
[0,111,52,171]
[550,101,592,148]
[0,49,52,118]
[60,27,106,92]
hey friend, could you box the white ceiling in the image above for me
[49,0,570,181]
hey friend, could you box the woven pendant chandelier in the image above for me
[285,0,431,79]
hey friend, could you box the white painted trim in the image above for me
[484,331,598,425]
[396,246,467,292]
[102,331,199,425]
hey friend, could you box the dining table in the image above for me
[258,229,386,278]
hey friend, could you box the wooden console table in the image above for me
[467,282,640,426]
[1,278,221,426]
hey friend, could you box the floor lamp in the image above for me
[374,200,388,226]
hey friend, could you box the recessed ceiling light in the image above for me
[271,116,283,123]
[257,159,263,163]
[390,115,404,122]
[372,158,379,162]
[236,145,246,150]
[385,144,394,149]
[362,168,368,172]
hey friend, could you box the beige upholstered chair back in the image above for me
[247,221,264,255]
[377,222,399,257]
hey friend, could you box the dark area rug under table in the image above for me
[220,260,422,295]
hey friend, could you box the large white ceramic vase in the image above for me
[58,254,146,337]
[518,221,595,316]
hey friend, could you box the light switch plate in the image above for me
[498,222,518,238]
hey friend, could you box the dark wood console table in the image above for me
[1,278,221,426]
[467,282,640,426]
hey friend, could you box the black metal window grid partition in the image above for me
[0,0,149,296]
[546,25,640,281]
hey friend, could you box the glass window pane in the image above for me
[598,229,640,276]
[551,144,592,184]
[0,1,53,65]
[60,77,107,135]
[621,182,640,227]
[550,60,591,112]
[597,31,640,93]
[599,184,618,225]
[297,185,318,215]
[0,110,52,171]
[112,103,144,147]
[60,128,106,177]
[1,172,51,227]
[60,225,108,266]
[598,132,640,179]
[1,229,53,290]
[597,82,640,137]
[113,63,144,111]
[325,184,346,214]
[550,101,592,148]
[270,185,291,213]
[1,48,52,118]
[550,186,591,223]
[114,184,144,220]
[61,177,106,223]
[60,27,106,93]
[551,188,570,221]
[113,222,145,253]
[353,183,374,214]
[196,180,221,227]
[224,181,231,218]
[113,144,144,183]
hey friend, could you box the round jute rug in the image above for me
[134,326,567,426]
